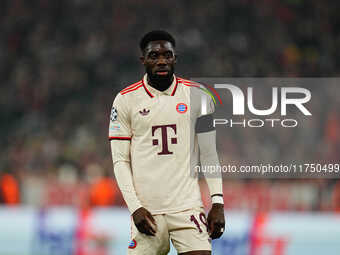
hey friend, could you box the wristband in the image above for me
[211,194,224,204]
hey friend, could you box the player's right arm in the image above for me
[109,92,156,236]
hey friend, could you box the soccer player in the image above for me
[109,30,225,255]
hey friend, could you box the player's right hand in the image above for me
[132,207,157,236]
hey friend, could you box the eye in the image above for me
[148,52,158,60]
[165,52,174,59]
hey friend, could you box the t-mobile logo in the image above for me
[152,124,177,155]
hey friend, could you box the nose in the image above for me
[156,55,167,66]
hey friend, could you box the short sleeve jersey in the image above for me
[109,74,214,214]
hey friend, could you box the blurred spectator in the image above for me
[87,164,119,207]
[0,172,20,205]
[332,180,340,213]
[0,0,339,211]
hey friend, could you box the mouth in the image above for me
[155,70,169,76]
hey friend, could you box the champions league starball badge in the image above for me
[110,107,117,121]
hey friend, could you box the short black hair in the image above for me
[139,30,176,52]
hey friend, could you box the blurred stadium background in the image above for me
[0,0,340,254]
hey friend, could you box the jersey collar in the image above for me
[142,74,178,98]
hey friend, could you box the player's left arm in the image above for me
[197,114,225,240]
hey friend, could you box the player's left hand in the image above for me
[207,203,225,239]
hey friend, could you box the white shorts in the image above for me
[128,207,212,255]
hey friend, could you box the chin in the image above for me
[156,74,171,80]
[152,73,173,80]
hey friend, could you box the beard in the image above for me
[146,66,175,91]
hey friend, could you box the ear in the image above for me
[140,55,146,65]
[174,54,177,64]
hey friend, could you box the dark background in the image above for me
[0,0,340,211]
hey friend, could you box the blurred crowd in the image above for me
[1,0,340,211]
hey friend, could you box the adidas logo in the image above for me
[139,108,150,116]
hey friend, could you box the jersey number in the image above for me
[190,213,208,233]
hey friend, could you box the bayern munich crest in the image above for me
[110,107,117,121]
[128,239,137,249]
[176,103,188,113]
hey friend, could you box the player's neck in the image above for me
[148,76,173,92]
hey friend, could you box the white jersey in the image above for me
[109,74,214,214]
